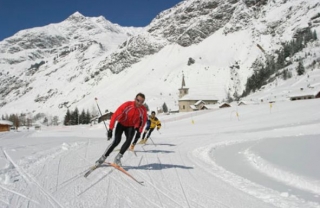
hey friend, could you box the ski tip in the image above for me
[84,172,91,178]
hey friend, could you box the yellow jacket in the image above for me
[146,116,161,130]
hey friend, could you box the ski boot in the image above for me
[142,138,149,144]
[114,153,123,166]
[95,155,106,166]
[138,139,145,144]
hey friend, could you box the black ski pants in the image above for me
[103,123,135,157]
[142,128,155,139]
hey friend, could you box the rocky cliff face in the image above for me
[96,0,320,75]
[148,0,237,46]
[98,0,242,73]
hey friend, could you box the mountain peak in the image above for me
[71,11,84,17]
[66,11,86,22]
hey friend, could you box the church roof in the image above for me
[179,94,218,101]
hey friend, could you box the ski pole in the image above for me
[95,98,108,131]
[157,130,162,134]
[149,137,157,146]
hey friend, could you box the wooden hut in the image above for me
[0,120,13,132]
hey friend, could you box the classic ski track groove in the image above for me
[3,149,65,208]
[2,134,235,207]
[0,184,39,205]
[78,151,146,200]
[140,145,184,208]
[169,155,191,208]
[88,159,162,208]
[182,151,230,208]
[176,151,209,208]
[50,143,95,192]
[141,145,165,208]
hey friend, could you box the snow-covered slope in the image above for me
[0,0,320,122]
[0,96,319,207]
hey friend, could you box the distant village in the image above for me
[1,74,320,132]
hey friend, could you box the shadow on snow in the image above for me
[124,163,193,170]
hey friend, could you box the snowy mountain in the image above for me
[0,0,320,121]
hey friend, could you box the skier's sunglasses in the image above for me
[135,98,144,104]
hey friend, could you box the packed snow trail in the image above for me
[0,99,320,207]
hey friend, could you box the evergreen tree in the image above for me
[64,109,71,125]
[304,28,313,43]
[187,57,195,66]
[276,50,285,69]
[282,43,291,59]
[71,107,79,125]
[296,61,305,76]
[85,109,91,124]
[162,102,168,113]
[313,30,318,40]
[289,40,296,57]
[282,69,288,80]
[294,36,303,53]
[79,109,86,124]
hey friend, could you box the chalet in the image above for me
[219,102,231,108]
[90,112,113,125]
[178,74,219,112]
[0,120,13,132]
[201,104,220,110]
[238,100,260,106]
[98,112,113,123]
[289,88,320,101]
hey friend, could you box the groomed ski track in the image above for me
[0,99,320,208]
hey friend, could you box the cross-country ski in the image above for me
[106,162,144,185]
[83,164,100,178]
[84,162,143,185]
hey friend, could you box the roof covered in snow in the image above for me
[0,120,13,125]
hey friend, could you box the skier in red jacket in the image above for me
[95,93,147,167]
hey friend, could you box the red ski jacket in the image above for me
[109,101,147,133]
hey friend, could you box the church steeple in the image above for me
[179,72,189,98]
[181,73,186,88]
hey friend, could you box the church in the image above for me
[178,74,219,112]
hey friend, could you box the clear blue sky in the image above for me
[0,0,183,41]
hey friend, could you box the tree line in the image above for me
[1,113,59,129]
[63,108,94,125]
[1,102,155,128]
[242,28,318,97]
[1,107,96,129]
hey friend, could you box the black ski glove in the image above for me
[107,129,113,140]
